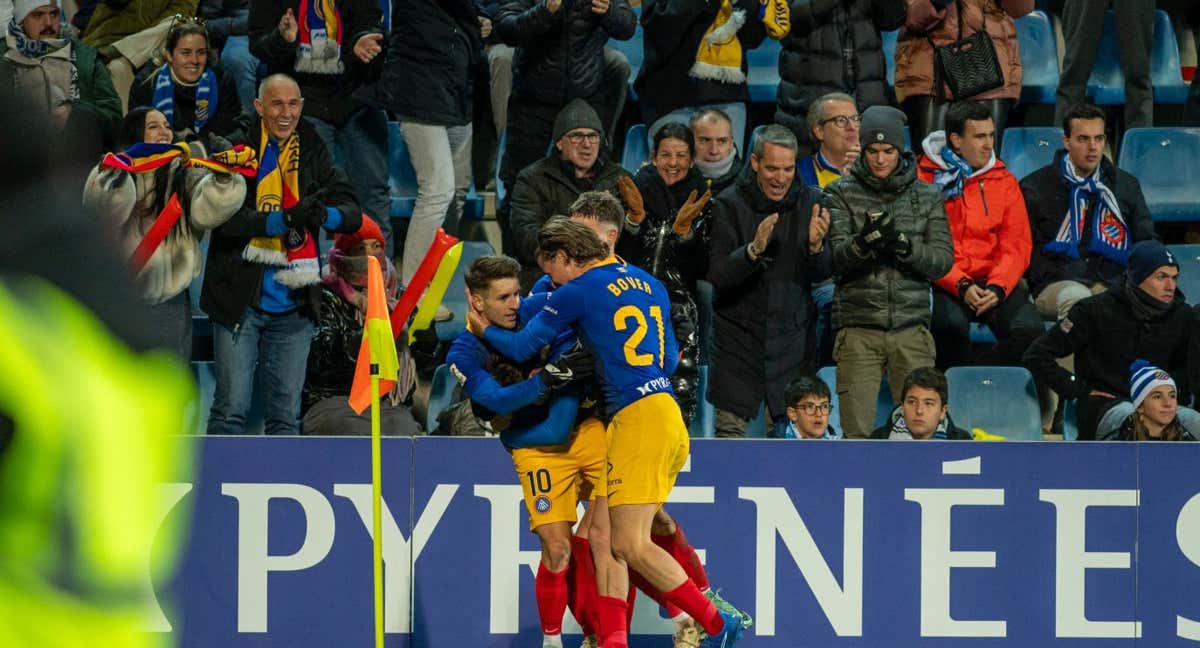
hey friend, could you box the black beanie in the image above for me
[551,98,604,144]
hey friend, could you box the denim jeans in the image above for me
[398,120,473,287]
[208,309,314,435]
[220,34,260,115]
[308,109,393,255]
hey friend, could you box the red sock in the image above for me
[597,595,629,648]
[625,582,637,627]
[663,580,722,636]
[535,562,569,636]
[627,566,683,618]
[568,536,598,636]
[652,525,710,591]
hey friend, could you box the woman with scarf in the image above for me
[617,122,712,427]
[82,106,249,357]
[129,17,243,143]
[1097,361,1200,442]
[301,215,420,436]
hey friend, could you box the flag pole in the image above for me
[371,363,384,648]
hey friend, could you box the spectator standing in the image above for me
[775,0,906,151]
[302,215,420,436]
[508,99,630,288]
[355,0,485,289]
[1024,240,1190,440]
[894,0,1033,148]
[1097,361,1200,441]
[871,366,973,439]
[825,105,953,439]
[1055,0,1154,129]
[707,124,832,438]
[917,100,1040,369]
[690,107,743,195]
[249,0,392,254]
[198,0,260,114]
[129,18,244,143]
[202,74,361,435]
[780,375,840,438]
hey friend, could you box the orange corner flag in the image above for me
[348,255,399,414]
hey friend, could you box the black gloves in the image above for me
[283,197,327,231]
[540,343,595,390]
[889,232,912,258]
[854,210,894,253]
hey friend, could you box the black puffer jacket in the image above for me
[824,152,953,330]
[618,164,712,425]
[775,0,906,145]
[496,0,636,105]
[1019,150,1156,299]
[707,172,832,420]
[354,0,483,125]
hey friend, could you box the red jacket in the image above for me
[917,156,1031,297]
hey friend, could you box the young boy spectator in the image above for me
[871,367,973,440]
[779,375,839,439]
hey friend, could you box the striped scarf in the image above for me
[101,142,258,177]
[295,0,343,75]
[1045,155,1129,264]
[152,64,219,133]
[243,125,321,287]
[921,130,994,200]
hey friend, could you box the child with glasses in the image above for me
[779,375,840,439]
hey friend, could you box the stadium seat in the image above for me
[605,6,643,99]
[970,323,997,344]
[999,126,1062,180]
[623,123,649,173]
[1088,10,1189,105]
[882,30,897,87]
[387,121,484,221]
[816,367,894,435]
[1015,11,1058,104]
[1062,399,1078,441]
[690,365,715,438]
[1117,127,1200,222]
[1167,244,1200,305]
[433,241,498,341]
[747,38,781,103]
[495,130,507,206]
[945,366,1043,440]
[426,364,461,434]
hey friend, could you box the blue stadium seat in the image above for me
[970,323,997,344]
[1089,10,1188,105]
[1062,399,1078,441]
[816,366,894,434]
[495,130,507,206]
[999,126,1062,180]
[606,6,643,99]
[1117,128,1200,222]
[945,366,1042,440]
[690,365,715,438]
[747,38,781,103]
[881,30,897,87]
[434,241,498,341]
[1015,11,1058,104]
[623,123,649,173]
[388,121,484,221]
[1166,244,1200,306]
[426,364,460,434]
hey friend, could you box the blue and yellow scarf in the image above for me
[152,64,219,133]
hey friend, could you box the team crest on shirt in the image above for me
[196,99,210,122]
[535,496,552,513]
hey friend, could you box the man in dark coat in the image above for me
[1024,240,1191,440]
[707,124,832,438]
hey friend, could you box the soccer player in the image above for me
[467,218,748,648]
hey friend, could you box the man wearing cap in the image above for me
[508,98,631,289]
[1024,240,1191,440]
[824,104,953,439]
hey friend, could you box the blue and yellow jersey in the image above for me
[483,257,679,414]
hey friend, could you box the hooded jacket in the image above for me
[707,170,832,420]
[916,132,1030,297]
[824,152,954,330]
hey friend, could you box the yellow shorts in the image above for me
[606,392,690,507]
[511,417,607,531]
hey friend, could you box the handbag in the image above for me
[926,0,1005,100]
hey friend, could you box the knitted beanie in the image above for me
[1130,359,1176,410]
[334,214,385,252]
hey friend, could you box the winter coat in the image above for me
[496,0,636,106]
[895,0,1033,103]
[353,0,483,126]
[200,118,361,327]
[81,0,197,49]
[198,0,250,48]
[617,164,712,425]
[707,171,832,420]
[1019,150,1156,298]
[775,0,906,144]
[249,0,383,125]
[824,152,954,330]
[82,141,246,304]
[634,0,767,127]
[916,143,1030,297]
[129,65,244,140]
[0,37,122,140]
[1023,278,1192,439]
[508,154,631,278]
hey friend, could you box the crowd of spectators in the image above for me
[7,0,1200,441]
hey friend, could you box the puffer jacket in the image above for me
[895,0,1033,102]
[496,0,636,105]
[916,135,1030,297]
[824,152,954,330]
[775,0,906,144]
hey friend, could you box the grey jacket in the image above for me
[824,153,953,330]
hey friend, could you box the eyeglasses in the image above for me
[564,131,601,144]
[793,402,832,415]
[819,114,861,130]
